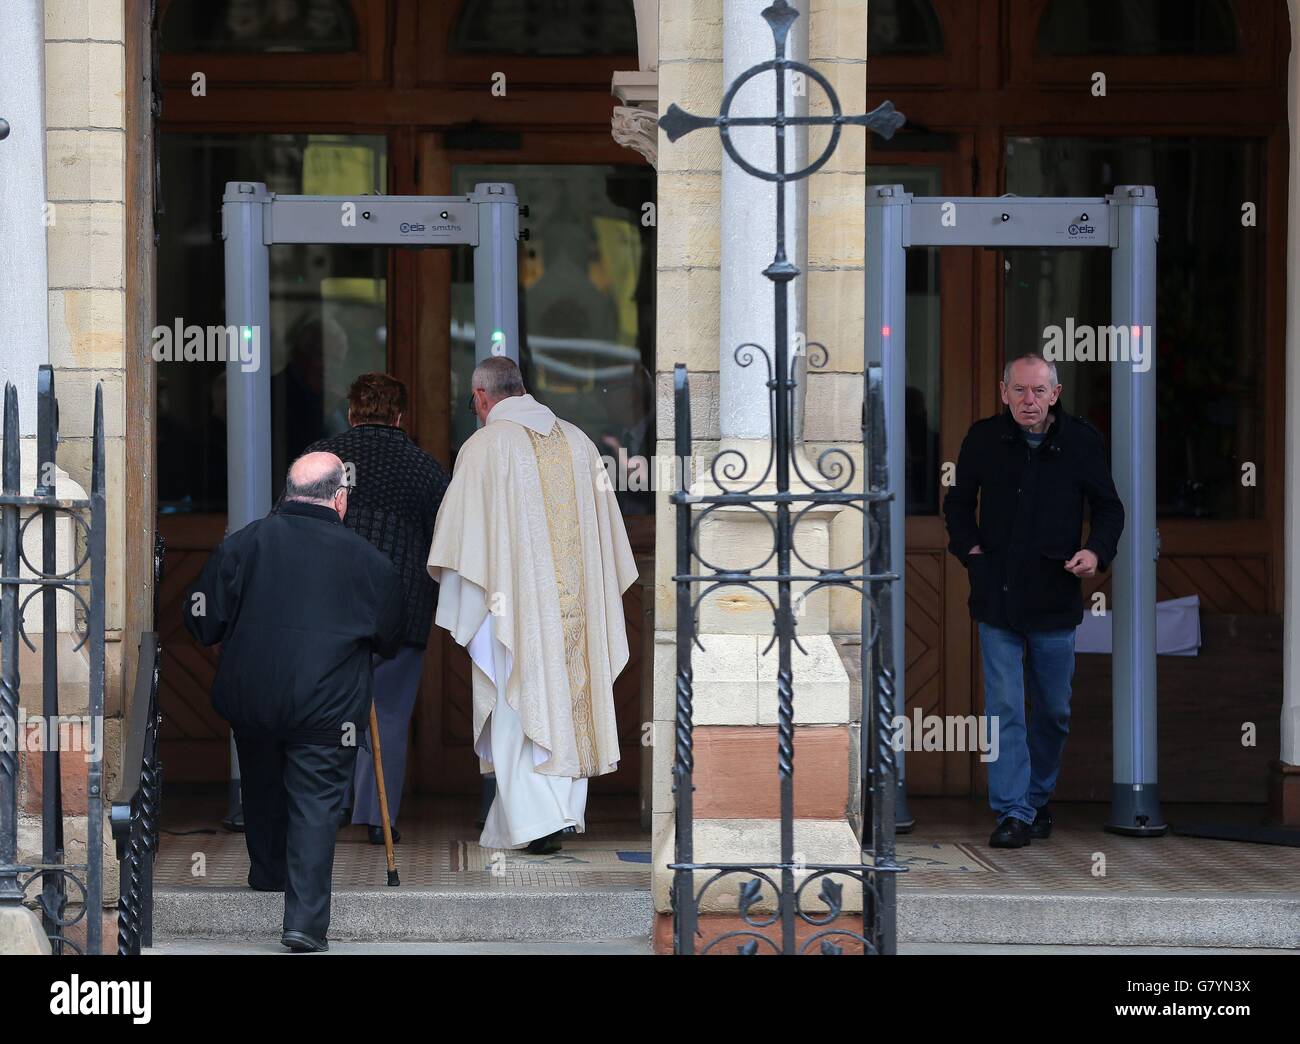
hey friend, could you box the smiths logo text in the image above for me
[400,222,461,234]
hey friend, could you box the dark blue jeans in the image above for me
[977,622,1076,825]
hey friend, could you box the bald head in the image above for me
[284,451,348,519]
[469,356,526,423]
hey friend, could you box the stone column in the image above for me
[0,0,51,432]
[1274,0,1300,825]
[719,0,805,447]
[0,0,51,955]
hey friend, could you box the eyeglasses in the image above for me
[467,390,478,417]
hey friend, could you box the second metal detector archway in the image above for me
[866,184,1166,836]
[218,179,524,825]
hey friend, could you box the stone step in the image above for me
[153,885,654,943]
[146,937,652,955]
[153,887,1299,949]
[145,939,1293,956]
[897,892,1300,949]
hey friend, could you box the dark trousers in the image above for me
[350,644,424,826]
[233,728,357,939]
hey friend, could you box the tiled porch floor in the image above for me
[889,799,1300,894]
[157,789,1300,897]
[157,790,649,891]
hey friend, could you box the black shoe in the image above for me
[1029,804,1053,840]
[989,817,1032,849]
[338,807,352,830]
[367,825,400,845]
[524,830,562,855]
[280,930,329,952]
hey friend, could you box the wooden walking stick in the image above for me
[368,703,399,886]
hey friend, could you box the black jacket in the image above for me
[942,403,1125,632]
[183,500,404,743]
[306,424,450,648]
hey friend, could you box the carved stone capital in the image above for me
[611,105,659,169]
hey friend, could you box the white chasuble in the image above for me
[427,394,638,849]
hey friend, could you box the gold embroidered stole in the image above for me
[526,423,599,776]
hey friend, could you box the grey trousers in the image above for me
[350,643,424,826]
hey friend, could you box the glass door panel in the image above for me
[1004,135,1265,519]
[449,163,657,515]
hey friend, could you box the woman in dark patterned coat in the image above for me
[307,373,451,844]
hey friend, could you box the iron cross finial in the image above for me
[659,0,906,186]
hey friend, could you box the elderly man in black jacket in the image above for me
[307,374,451,844]
[944,353,1124,849]
[184,451,403,951]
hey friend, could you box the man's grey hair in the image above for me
[1002,353,1058,388]
[284,455,344,504]
[472,356,526,401]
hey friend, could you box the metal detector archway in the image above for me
[866,184,1166,836]
[218,179,523,825]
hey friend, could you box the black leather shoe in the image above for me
[1029,804,1053,840]
[338,807,352,830]
[525,830,562,855]
[989,817,1032,849]
[281,930,329,952]
[367,825,400,845]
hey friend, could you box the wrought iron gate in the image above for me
[0,366,107,954]
[112,534,163,956]
[661,0,907,954]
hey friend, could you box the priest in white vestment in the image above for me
[427,357,638,853]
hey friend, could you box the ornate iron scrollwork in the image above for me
[665,1,907,955]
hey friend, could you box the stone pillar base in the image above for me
[652,911,872,954]
[653,814,866,913]
[0,905,52,954]
[1267,760,1300,827]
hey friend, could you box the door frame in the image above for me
[150,0,654,798]
[868,134,981,795]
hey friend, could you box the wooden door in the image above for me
[157,515,229,782]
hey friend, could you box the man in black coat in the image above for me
[306,374,451,844]
[184,451,403,951]
[943,353,1124,849]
